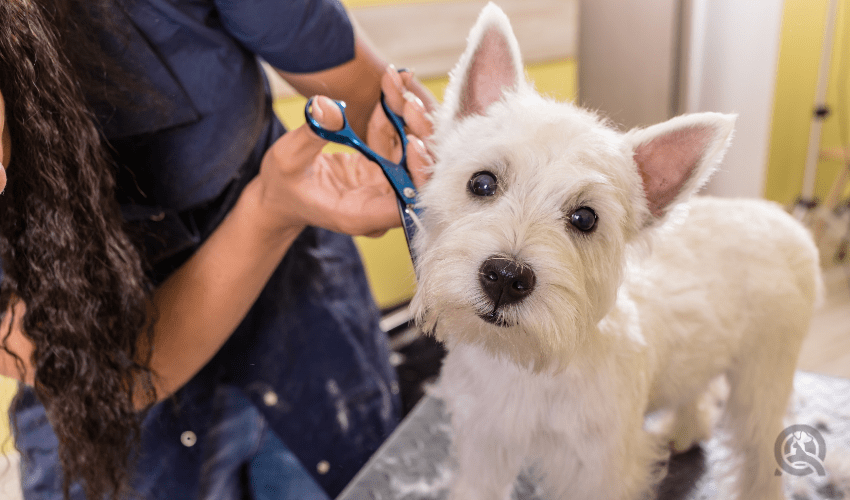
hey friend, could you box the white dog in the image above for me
[410,4,822,499]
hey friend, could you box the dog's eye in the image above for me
[569,207,597,232]
[468,171,498,197]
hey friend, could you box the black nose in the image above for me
[478,256,536,308]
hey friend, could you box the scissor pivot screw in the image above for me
[403,187,416,199]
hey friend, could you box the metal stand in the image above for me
[794,0,841,219]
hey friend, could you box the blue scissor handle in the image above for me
[304,96,418,208]
[304,95,424,268]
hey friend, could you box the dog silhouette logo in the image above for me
[774,424,827,476]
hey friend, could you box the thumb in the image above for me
[268,96,343,172]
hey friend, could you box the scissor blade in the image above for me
[398,198,420,271]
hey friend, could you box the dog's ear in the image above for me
[442,2,525,125]
[626,113,736,221]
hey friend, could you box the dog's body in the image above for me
[410,4,821,499]
[432,197,818,500]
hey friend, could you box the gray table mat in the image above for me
[338,372,850,500]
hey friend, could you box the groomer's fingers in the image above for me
[402,92,434,143]
[395,69,435,154]
[386,68,434,139]
[406,134,434,188]
[381,65,406,115]
[267,96,342,172]
[363,67,407,162]
[370,67,434,163]
[309,95,345,132]
[399,70,438,113]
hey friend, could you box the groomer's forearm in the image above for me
[277,37,386,138]
[145,178,302,402]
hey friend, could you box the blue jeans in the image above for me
[17,385,330,500]
[193,387,330,500]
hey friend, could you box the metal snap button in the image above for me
[180,430,197,447]
[263,390,279,407]
[316,460,330,475]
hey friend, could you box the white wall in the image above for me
[686,0,785,198]
[579,0,785,198]
[579,0,680,129]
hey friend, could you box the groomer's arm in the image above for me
[143,91,432,404]
[0,301,33,384]
[277,37,437,141]
[0,82,433,406]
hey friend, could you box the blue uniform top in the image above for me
[14,0,401,498]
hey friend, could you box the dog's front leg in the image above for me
[536,427,666,500]
[447,423,526,500]
[528,388,667,500]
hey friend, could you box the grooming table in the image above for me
[338,372,850,500]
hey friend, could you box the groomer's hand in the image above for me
[255,95,432,238]
[367,67,436,189]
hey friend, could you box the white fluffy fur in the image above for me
[410,4,823,499]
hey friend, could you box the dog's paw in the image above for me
[668,429,707,454]
[668,404,716,453]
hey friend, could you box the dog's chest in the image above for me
[438,343,633,438]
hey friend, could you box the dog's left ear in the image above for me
[441,3,525,127]
[626,113,736,222]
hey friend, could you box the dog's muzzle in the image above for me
[477,256,535,325]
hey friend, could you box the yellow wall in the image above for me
[766,0,850,204]
[0,378,15,454]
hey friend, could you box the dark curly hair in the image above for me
[0,1,155,499]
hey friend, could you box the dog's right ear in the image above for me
[441,3,525,127]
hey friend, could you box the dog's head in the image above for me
[411,3,735,371]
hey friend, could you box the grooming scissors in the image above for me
[304,94,423,263]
